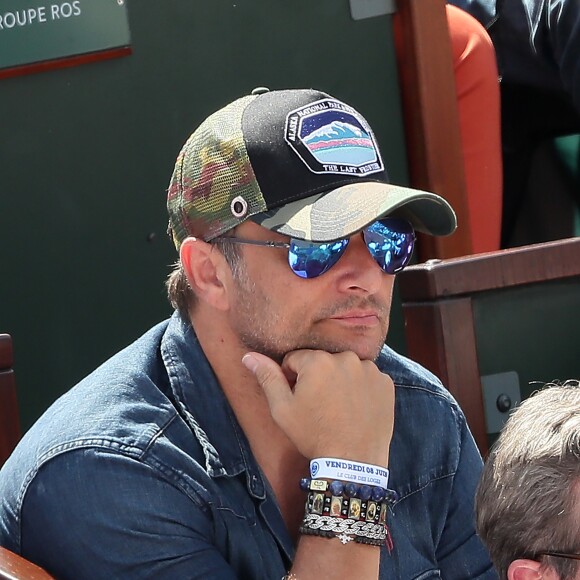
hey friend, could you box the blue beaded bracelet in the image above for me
[300,477,398,504]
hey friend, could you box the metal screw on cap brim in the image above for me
[251,86,270,95]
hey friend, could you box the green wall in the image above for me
[0,0,409,429]
[473,278,580,447]
[475,279,580,400]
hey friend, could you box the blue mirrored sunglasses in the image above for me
[217,218,415,279]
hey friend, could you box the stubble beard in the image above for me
[231,266,389,363]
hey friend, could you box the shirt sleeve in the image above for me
[19,448,239,580]
[436,417,498,579]
[447,0,496,27]
[545,0,580,114]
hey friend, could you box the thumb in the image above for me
[242,352,293,411]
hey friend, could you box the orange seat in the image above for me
[394,0,502,259]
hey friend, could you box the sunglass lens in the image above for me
[365,219,415,274]
[288,238,349,278]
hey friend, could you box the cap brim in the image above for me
[251,181,457,242]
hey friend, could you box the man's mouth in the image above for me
[327,310,381,326]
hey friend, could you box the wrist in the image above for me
[310,457,389,489]
[297,476,398,549]
[312,444,389,468]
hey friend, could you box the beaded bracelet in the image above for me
[298,478,398,546]
[300,478,399,505]
[305,488,387,526]
[303,485,389,524]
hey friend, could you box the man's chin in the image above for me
[240,328,387,364]
[289,336,386,361]
[322,328,387,360]
[310,318,389,359]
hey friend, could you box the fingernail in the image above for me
[242,353,258,373]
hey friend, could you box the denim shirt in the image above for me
[0,312,497,579]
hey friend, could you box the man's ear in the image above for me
[180,237,230,311]
[507,559,543,580]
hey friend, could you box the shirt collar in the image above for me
[160,311,266,499]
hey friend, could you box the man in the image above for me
[476,381,580,580]
[0,88,496,578]
[451,0,580,107]
[450,0,580,246]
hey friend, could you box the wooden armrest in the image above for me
[0,334,21,467]
[0,547,55,580]
[399,237,580,455]
[0,335,13,371]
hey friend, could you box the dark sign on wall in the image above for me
[0,0,131,77]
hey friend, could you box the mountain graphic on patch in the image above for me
[302,121,377,166]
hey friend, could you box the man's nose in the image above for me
[333,232,391,293]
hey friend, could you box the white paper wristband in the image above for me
[310,457,389,489]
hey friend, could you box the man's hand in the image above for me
[242,350,395,466]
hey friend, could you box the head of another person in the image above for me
[165,88,456,362]
[476,381,580,580]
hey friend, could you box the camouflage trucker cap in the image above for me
[167,88,456,247]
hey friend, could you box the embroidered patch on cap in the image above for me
[285,98,384,177]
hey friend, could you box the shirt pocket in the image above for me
[212,503,285,580]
